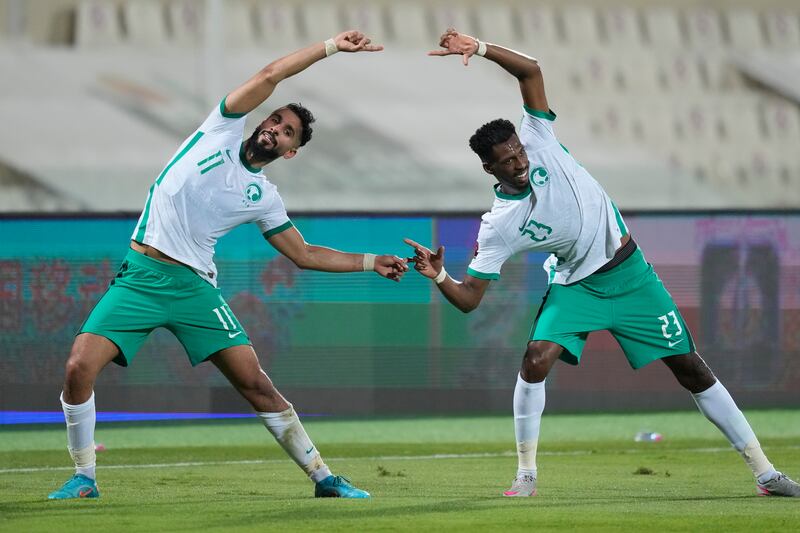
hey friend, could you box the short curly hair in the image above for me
[468,119,517,162]
[286,103,315,147]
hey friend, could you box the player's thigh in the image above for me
[79,264,168,366]
[610,273,695,369]
[530,283,610,365]
[168,283,252,367]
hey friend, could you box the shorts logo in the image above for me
[245,183,263,203]
[530,166,549,186]
[519,219,552,242]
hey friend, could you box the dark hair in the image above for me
[469,119,517,162]
[286,103,315,147]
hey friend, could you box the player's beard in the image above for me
[245,126,279,164]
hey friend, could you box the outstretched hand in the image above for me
[403,238,445,279]
[428,27,479,66]
[334,30,384,53]
[374,254,408,282]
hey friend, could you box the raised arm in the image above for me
[268,226,407,282]
[428,28,548,114]
[224,30,383,116]
[404,238,490,313]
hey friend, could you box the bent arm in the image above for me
[430,29,548,113]
[225,30,383,115]
[484,43,549,113]
[225,43,325,116]
[436,274,491,313]
[404,237,491,313]
[268,225,407,280]
[267,226,364,272]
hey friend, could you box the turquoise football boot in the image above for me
[48,473,100,500]
[314,475,370,498]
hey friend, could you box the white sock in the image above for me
[60,391,97,480]
[513,374,545,479]
[692,380,776,482]
[258,406,331,483]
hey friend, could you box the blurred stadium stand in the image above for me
[1,0,799,212]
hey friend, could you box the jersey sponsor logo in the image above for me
[245,183,263,204]
[530,166,549,186]
[519,219,552,242]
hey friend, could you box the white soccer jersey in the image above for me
[467,107,628,285]
[131,98,293,287]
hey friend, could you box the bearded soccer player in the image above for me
[405,28,799,498]
[48,31,406,500]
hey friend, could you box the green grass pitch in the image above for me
[1,411,799,532]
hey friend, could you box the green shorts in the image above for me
[530,248,695,369]
[80,249,251,367]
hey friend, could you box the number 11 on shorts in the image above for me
[212,305,241,338]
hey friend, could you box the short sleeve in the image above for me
[466,219,513,280]
[519,105,558,150]
[197,96,248,138]
[256,194,293,238]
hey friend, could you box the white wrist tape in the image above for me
[433,267,448,284]
[324,38,338,57]
[363,253,376,272]
[475,39,487,57]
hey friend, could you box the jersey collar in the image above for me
[493,182,532,200]
[239,143,264,174]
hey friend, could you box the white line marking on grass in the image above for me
[7,445,797,475]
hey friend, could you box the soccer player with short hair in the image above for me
[405,28,799,498]
[48,30,405,500]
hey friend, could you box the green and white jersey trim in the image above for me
[467,106,628,285]
[131,97,293,287]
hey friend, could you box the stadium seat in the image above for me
[599,6,643,48]
[642,7,683,47]
[762,10,800,49]
[298,1,342,42]
[123,1,168,46]
[386,2,429,46]
[715,95,764,145]
[700,53,746,91]
[223,1,257,49]
[167,0,204,46]
[341,3,390,44]
[255,1,301,49]
[761,98,800,145]
[560,5,601,47]
[428,4,476,41]
[516,4,561,50]
[75,0,123,48]
[474,4,515,44]
[564,53,623,94]
[656,52,706,94]
[685,7,725,51]
[618,52,663,93]
[725,8,765,49]
[587,101,637,144]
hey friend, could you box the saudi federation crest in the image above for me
[530,166,549,186]
[245,183,263,203]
